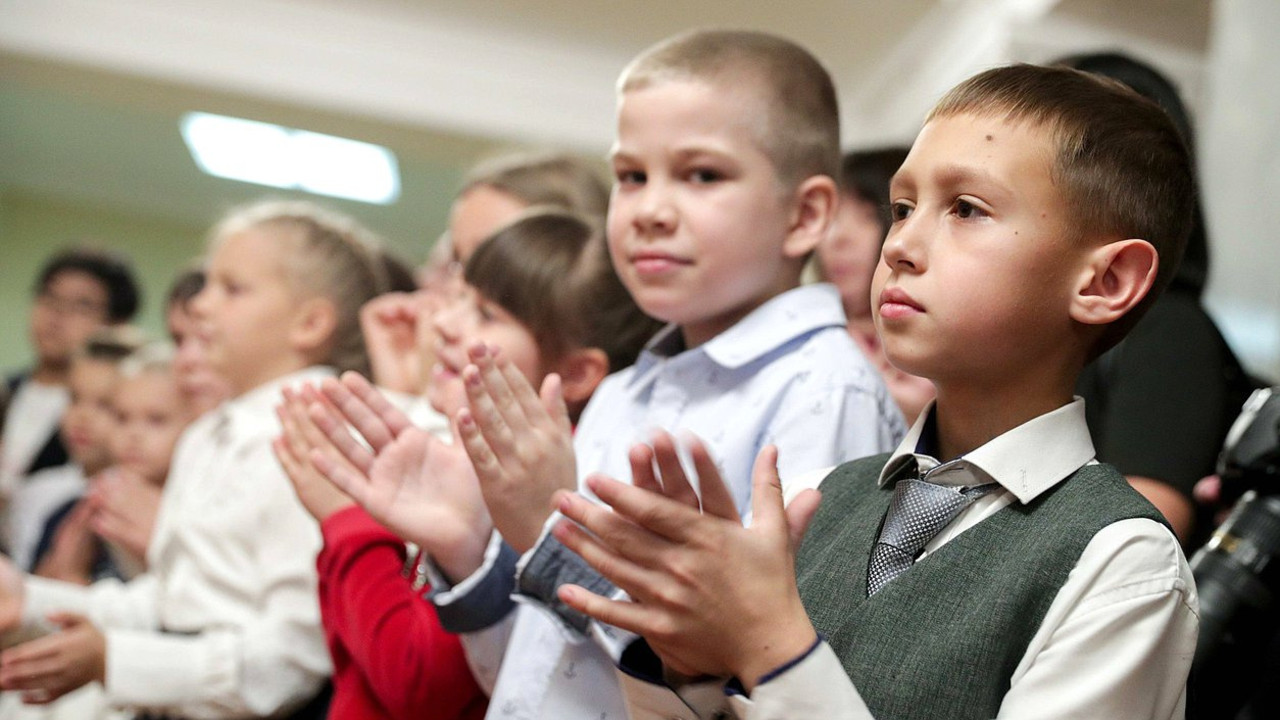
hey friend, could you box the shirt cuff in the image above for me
[514,511,622,637]
[21,575,91,626]
[104,628,236,709]
[426,530,518,633]
[739,641,874,719]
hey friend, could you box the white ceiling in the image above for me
[0,0,1212,243]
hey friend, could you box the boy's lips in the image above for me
[878,286,924,319]
[629,250,690,275]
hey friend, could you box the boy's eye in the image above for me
[688,168,722,184]
[615,169,645,186]
[953,198,986,219]
[889,202,913,222]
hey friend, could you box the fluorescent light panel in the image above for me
[180,112,400,205]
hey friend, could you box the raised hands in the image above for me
[273,385,357,523]
[552,435,823,688]
[456,344,576,553]
[360,291,439,396]
[88,468,162,564]
[32,500,97,586]
[300,372,492,582]
[0,612,104,704]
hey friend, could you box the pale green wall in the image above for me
[0,189,207,374]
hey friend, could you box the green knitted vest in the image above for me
[795,453,1167,720]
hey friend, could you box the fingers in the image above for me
[582,474,704,543]
[310,449,374,508]
[462,360,516,457]
[650,432,700,510]
[317,378,395,452]
[683,435,738,520]
[556,584,661,640]
[455,408,502,484]
[627,444,662,495]
[307,400,375,477]
[0,637,63,691]
[554,491,670,575]
[339,371,414,438]
[747,445,788,536]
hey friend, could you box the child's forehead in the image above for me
[613,76,774,150]
[895,112,1057,186]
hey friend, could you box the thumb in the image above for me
[748,445,787,534]
[784,489,823,550]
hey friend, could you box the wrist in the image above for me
[433,526,491,583]
[731,616,818,693]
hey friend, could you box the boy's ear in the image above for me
[782,175,839,260]
[1069,239,1158,326]
[289,297,339,355]
[554,347,610,409]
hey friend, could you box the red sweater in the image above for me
[318,506,488,720]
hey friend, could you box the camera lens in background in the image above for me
[1189,387,1280,719]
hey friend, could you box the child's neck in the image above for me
[930,380,1075,461]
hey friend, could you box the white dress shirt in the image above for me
[445,284,907,720]
[620,399,1199,720]
[0,379,68,497]
[21,369,333,719]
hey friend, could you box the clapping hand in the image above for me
[552,434,822,688]
[456,343,576,553]
[306,372,493,582]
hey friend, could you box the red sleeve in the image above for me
[318,505,487,720]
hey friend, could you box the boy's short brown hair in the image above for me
[929,64,1194,354]
[619,29,840,188]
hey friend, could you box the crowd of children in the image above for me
[0,24,1241,720]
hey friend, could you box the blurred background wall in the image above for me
[0,0,1275,380]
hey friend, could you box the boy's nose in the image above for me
[632,184,676,234]
[880,216,925,272]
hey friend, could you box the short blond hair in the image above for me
[619,29,840,188]
[210,200,389,376]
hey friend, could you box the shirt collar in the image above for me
[627,284,846,385]
[877,397,1096,504]
[212,366,337,445]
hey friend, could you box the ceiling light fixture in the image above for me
[180,112,400,205]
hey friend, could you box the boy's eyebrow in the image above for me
[934,163,997,187]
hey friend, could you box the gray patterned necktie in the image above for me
[867,477,997,596]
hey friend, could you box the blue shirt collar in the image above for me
[627,284,847,387]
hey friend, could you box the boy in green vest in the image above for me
[550,63,1199,719]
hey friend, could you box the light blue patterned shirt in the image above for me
[437,283,906,720]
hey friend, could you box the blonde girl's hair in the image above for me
[460,152,610,224]
[118,341,176,380]
[209,200,390,376]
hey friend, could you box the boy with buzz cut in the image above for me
[551,63,1200,719]
[412,28,906,720]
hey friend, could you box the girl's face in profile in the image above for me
[191,230,304,396]
[425,284,542,418]
[168,300,232,417]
